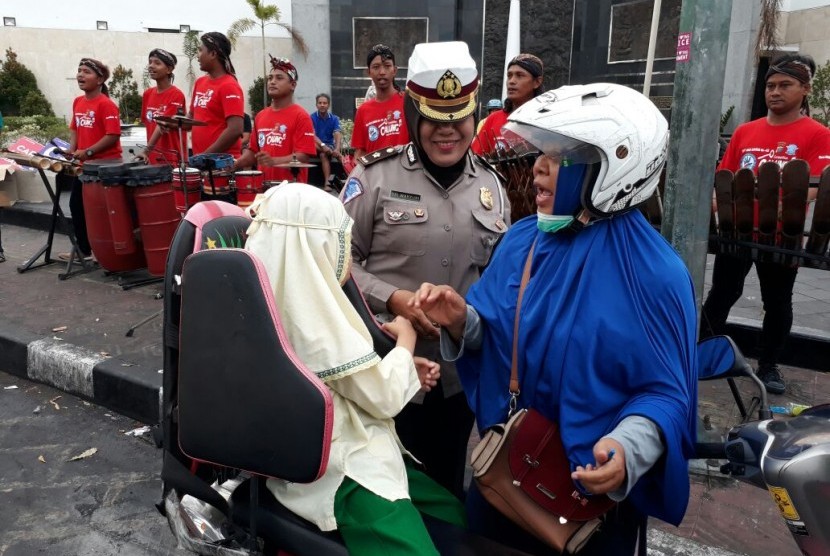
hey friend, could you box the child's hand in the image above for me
[382,316,416,353]
[414,357,440,392]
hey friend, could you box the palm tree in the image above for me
[182,30,201,93]
[227,0,309,109]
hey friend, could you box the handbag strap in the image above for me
[508,239,536,416]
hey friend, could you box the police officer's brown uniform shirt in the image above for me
[341,143,510,398]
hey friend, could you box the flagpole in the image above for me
[502,0,521,100]
[643,0,663,96]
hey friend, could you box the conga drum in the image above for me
[172,167,202,217]
[130,165,179,276]
[234,170,264,209]
[201,169,237,205]
[81,160,147,272]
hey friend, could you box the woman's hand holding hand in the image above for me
[387,289,440,340]
[570,438,626,495]
[409,283,467,342]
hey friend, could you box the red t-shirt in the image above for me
[472,109,509,156]
[70,94,122,161]
[351,93,408,154]
[251,103,316,182]
[190,74,245,157]
[141,85,187,165]
[719,116,830,176]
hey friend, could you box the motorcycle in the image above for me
[156,201,830,556]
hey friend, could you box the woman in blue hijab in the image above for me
[410,83,698,555]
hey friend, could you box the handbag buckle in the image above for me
[508,390,520,418]
[523,453,540,468]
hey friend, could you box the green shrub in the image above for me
[0,48,54,117]
[110,65,143,123]
[248,76,267,115]
[20,90,55,117]
[0,115,70,148]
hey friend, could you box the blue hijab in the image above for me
[459,166,698,525]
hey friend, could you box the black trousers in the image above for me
[394,385,475,500]
[701,254,797,367]
[64,175,91,256]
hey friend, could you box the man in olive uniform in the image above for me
[341,41,510,499]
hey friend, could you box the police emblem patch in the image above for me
[341,177,364,205]
[437,70,462,99]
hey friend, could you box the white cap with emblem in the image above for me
[405,41,479,122]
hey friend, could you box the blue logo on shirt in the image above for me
[257,131,266,148]
[786,144,798,156]
[368,125,379,142]
[740,153,757,170]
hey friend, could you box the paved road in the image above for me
[0,373,180,556]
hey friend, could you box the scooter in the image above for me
[156,201,830,556]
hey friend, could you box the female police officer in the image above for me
[341,41,510,499]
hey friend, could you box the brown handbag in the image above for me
[469,241,616,553]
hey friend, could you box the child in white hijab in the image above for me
[245,183,465,555]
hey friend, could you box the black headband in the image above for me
[766,60,813,85]
[149,48,177,68]
[79,58,104,78]
[367,44,395,67]
[508,54,544,79]
[201,32,236,77]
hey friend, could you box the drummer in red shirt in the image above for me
[139,48,187,165]
[235,57,316,183]
[186,32,244,158]
[351,44,408,160]
[62,57,122,261]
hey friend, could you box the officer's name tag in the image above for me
[390,190,421,202]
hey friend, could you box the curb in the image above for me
[0,323,161,424]
[1,202,71,234]
[725,317,830,373]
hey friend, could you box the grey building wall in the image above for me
[292,0,333,114]
[721,0,762,133]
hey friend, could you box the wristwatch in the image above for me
[85,149,95,158]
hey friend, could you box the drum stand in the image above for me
[174,118,191,213]
[0,207,6,263]
[17,168,96,279]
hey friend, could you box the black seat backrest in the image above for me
[161,202,251,495]
[178,249,333,482]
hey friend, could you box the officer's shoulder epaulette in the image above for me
[359,145,405,167]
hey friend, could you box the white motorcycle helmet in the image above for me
[503,83,668,218]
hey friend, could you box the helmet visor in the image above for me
[502,121,602,165]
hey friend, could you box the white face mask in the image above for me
[537,211,574,234]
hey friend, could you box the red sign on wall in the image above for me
[676,32,691,63]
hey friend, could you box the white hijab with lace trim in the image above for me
[244,183,381,382]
